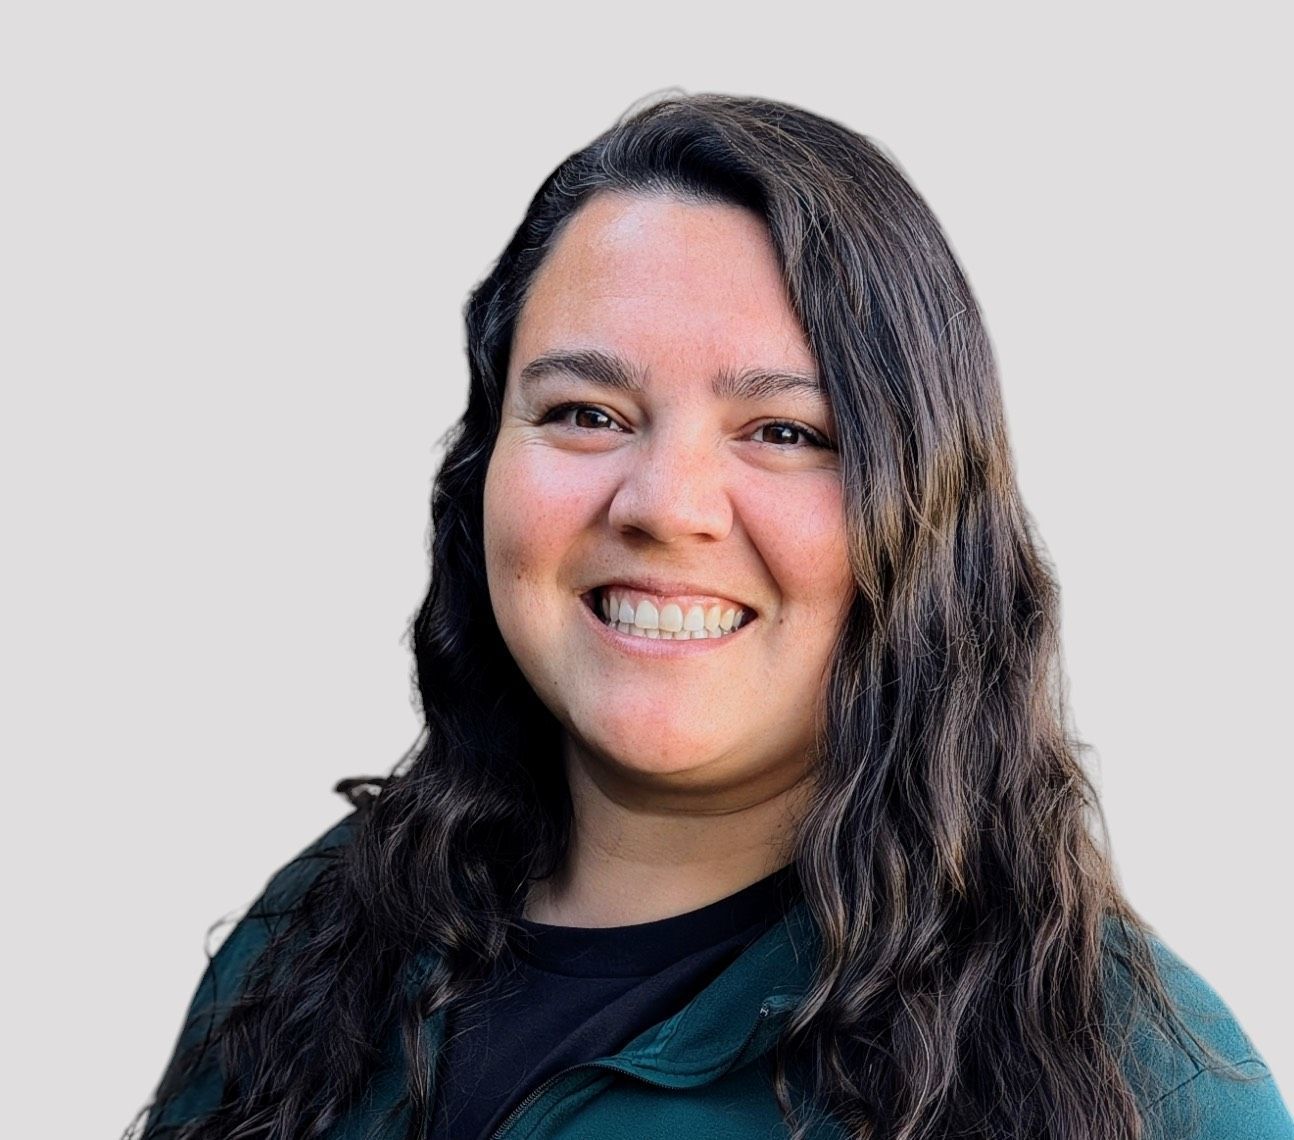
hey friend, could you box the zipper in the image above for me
[489,1002,772,1139]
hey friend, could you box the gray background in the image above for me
[2,3,1289,1135]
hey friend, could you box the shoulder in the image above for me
[148,810,364,1131]
[1106,925,1294,1139]
[172,809,363,1053]
[249,808,361,919]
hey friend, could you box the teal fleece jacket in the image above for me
[150,812,1294,1139]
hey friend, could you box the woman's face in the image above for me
[483,191,854,800]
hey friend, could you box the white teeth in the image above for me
[658,603,684,633]
[595,589,750,640]
[634,599,659,629]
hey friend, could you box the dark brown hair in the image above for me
[134,91,1223,1140]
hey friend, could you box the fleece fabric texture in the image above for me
[149,811,1294,1139]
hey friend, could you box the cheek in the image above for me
[741,475,853,617]
[483,442,601,611]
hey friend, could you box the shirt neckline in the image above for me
[511,862,802,979]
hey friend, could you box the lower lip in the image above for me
[578,595,754,658]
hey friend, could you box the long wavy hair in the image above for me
[133,91,1218,1140]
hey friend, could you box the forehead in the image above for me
[511,191,816,378]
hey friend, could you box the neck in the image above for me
[523,735,812,928]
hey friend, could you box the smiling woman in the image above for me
[131,93,1294,1140]
[483,193,853,922]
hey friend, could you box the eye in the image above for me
[535,403,834,450]
[537,403,625,432]
[751,420,835,450]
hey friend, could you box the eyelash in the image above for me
[536,402,836,451]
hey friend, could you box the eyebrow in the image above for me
[517,348,826,403]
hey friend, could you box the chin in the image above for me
[576,722,740,780]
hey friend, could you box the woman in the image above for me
[131,93,1293,1139]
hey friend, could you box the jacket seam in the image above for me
[615,1035,778,1079]
[603,1057,734,1080]
[1143,1055,1270,1113]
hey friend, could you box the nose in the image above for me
[606,425,734,543]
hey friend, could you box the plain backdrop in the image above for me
[2,3,1289,1136]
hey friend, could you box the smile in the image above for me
[581,585,756,641]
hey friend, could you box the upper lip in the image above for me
[585,577,757,614]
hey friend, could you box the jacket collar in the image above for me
[408,897,820,1088]
[600,897,820,1085]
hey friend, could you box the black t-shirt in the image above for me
[430,863,802,1139]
